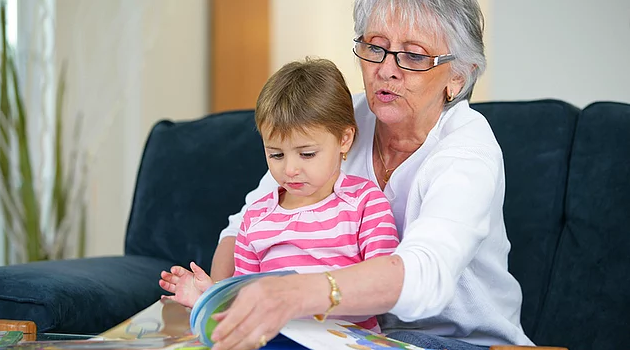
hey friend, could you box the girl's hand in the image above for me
[210,275,304,350]
[159,262,214,308]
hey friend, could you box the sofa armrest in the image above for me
[0,255,173,334]
[490,346,568,350]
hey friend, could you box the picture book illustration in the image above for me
[280,318,435,350]
[0,300,202,350]
[99,299,193,340]
[0,336,200,350]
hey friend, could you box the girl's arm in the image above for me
[212,171,277,281]
[210,236,236,282]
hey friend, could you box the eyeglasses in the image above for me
[352,39,455,72]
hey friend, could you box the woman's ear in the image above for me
[340,127,355,153]
[449,73,466,97]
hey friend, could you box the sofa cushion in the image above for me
[471,100,579,336]
[0,256,173,333]
[125,110,267,271]
[536,102,630,349]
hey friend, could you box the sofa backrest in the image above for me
[471,100,579,337]
[125,110,268,272]
[533,102,630,350]
[125,100,630,350]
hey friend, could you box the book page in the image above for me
[280,318,428,350]
[99,299,193,340]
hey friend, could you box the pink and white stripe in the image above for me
[233,173,399,332]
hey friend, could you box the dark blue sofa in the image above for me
[1,100,629,350]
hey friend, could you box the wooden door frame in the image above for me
[210,0,270,113]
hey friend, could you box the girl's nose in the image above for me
[284,160,300,177]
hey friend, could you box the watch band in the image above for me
[314,271,342,322]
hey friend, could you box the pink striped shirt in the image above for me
[234,172,399,332]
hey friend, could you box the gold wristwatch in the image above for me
[314,271,341,322]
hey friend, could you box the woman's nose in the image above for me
[378,53,402,80]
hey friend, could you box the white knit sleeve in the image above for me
[390,147,502,320]
[218,170,278,242]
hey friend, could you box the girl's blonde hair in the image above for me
[255,58,357,143]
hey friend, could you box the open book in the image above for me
[2,272,431,350]
[189,271,430,350]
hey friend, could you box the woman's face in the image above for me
[359,12,463,125]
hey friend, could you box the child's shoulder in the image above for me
[338,174,384,201]
[243,189,277,222]
[342,174,379,190]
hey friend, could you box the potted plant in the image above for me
[0,2,86,264]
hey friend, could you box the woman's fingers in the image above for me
[219,328,272,350]
[211,277,300,350]
[212,306,272,350]
[210,288,256,343]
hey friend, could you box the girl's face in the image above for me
[261,125,354,208]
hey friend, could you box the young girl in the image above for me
[159,58,399,332]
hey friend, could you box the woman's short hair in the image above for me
[353,0,486,108]
[255,57,357,143]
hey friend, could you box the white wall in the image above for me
[271,0,629,109]
[270,0,364,93]
[486,0,630,108]
[55,0,208,257]
[270,0,492,101]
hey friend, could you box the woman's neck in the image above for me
[375,117,433,154]
[372,114,439,189]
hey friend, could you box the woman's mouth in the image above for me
[375,89,399,103]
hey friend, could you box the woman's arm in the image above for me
[209,255,405,350]
[299,255,404,317]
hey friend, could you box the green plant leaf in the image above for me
[53,62,67,235]
[9,56,41,261]
[1,2,13,265]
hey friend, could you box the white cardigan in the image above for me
[219,93,534,346]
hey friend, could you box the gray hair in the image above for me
[353,0,486,108]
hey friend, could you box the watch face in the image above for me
[331,290,342,305]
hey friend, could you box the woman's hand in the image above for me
[210,275,306,350]
[159,261,214,308]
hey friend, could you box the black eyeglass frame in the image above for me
[352,38,455,72]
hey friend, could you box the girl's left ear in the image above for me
[340,127,356,153]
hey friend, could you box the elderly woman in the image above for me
[207,0,533,349]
